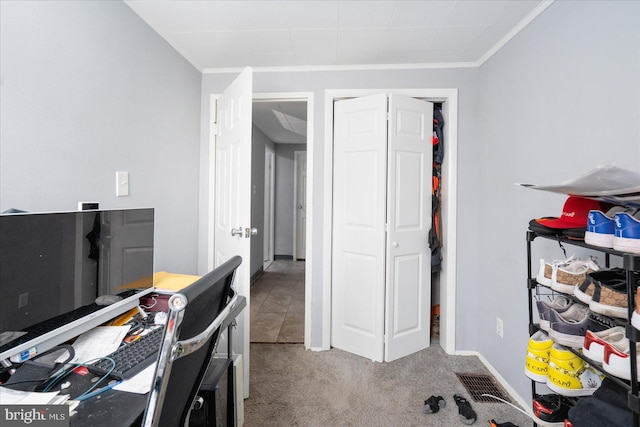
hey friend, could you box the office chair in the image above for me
[142,255,242,427]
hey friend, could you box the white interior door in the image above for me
[332,94,387,362]
[294,151,307,260]
[331,93,432,362]
[213,67,253,397]
[384,94,432,361]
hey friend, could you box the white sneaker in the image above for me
[551,256,600,294]
[536,256,576,288]
[581,326,626,363]
[603,338,640,381]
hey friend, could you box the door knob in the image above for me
[392,242,399,248]
[245,227,258,238]
[298,205,303,209]
[231,227,243,237]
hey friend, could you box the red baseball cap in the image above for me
[535,196,603,229]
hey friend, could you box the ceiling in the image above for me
[124,0,551,143]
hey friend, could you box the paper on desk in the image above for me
[113,362,156,394]
[0,387,61,405]
[57,326,131,364]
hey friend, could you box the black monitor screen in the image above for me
[0,208,155,361]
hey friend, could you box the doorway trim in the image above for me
[323,88,458,354]
[253,92,314,348]
[293,150,306,261]
[263,144,275,270]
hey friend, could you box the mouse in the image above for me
[95,295,123,306]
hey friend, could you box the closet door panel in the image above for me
[385,94,433,362]
[332,94,387,362]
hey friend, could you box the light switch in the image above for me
[116,171,129,197]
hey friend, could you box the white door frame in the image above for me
[293,150,306,261]
[252,92,314,348]
[263,145,275,270]
[323,88,458,354]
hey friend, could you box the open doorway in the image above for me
[250,96,311,344]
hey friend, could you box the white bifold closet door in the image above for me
[331,93,433,362]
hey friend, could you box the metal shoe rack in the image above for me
[526,230,640,427]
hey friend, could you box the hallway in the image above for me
[250,260,305,343]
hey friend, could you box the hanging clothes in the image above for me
[429,105,444,271]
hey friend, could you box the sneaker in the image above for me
[532,393,574,423]
[525,330,553,383]
[632,288,640,331]
[547,343,603,396]
[551,256,600,294]
[536,296,574,332]
[536,256,576,288]
[602,338,640,381]
[581,326,626,363]
[548,306,617,348]
[613,210,640,254]
[585,206,627,248]
[588,268,639,319]
[573,268,627,304]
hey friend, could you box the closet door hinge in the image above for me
[211,122,219,136]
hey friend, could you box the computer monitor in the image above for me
[0,208,155,362]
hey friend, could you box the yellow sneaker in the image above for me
[525,331,553,383]
[547,342,603,396]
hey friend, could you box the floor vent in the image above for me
[455,373,511,403]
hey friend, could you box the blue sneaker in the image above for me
[585,206,626,248]
[613,211,640,254]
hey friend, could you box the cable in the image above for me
[140,297,157,310]
[40,357,116,401]
[480,393,538,423]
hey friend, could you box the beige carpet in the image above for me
[244,342,533,427]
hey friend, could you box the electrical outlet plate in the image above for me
[496,317,504,338]
[116,171,129,197]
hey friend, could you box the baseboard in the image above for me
[458,350,534,422]
[274,254,293,260]
[233,354,244,427]
[250,267,263,284]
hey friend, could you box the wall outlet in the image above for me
[496,317,504,338]
[18,292,28,309]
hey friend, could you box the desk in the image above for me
[5,296,246,427]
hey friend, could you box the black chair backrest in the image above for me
[142,255,242,427]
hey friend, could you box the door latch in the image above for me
[245,227,258,238]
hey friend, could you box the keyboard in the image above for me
[0,304,102,354]
[0,290,142,355]
[90,326,165,380]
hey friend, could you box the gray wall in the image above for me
[475,0,640,400]
[274,143,306,258]
[250,124,275,279]
[0,1,202,274]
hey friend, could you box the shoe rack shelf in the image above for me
[526,230,640,427]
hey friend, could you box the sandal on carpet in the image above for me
[453,393,477,425]
[422,395,446,414]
